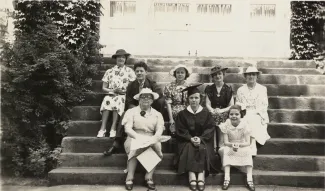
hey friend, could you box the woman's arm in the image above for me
[239,134,251,148]
[205,96,214,113]
[198,112,216,142]
[123,110,140,139]
[223,133,232,147]
[164,85,174,123]
[102,82,114,94]
[220,96,234,113]
[175,112,192,141]
[154,113,165,137]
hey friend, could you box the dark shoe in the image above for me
[189,180,197,191]
[246,180,255,191]
[197,180,205,191]
[144,179,156,190]
[103,146,116,156]
[222,179,230,190]
[125,179,133,190]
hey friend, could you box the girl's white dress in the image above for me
[218,119,253,167]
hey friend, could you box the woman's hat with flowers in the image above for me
[134,88,159,100]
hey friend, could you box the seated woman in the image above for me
[205,65,234,150]
[164,64,191,134]
[236,66,270,155]
[175,84,221,191]
[123,88,165,190]
[97,49,136,138]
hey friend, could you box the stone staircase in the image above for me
[49,58,325,188]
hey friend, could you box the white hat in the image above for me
[169,64,192,76]
[133,88,159,100]
[243,66,261,74]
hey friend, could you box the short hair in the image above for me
[173,68,190,80]
[228,104,246,118]
[134,61,148,71]
[244,72,259,78]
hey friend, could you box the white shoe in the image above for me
[109,130,116,138]
[97,130,106,138]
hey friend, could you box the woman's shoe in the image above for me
[144,178,156,190]
[197,180,205,191]
[189,180,197,191]
[109,130,116,138]
[222,179,230,190]
[103,146,116,156]
[97,130,106,138]
[125,179,133,190]
[246,180,255,191]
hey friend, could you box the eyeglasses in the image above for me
[139,94,153,100]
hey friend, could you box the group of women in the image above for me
[98,49,270,191]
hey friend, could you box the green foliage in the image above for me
[1,0,102,177]
[290,1,325,60]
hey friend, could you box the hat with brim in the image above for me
[169,64,192,76]
[210,65,228,76]
[243,66,261,74]
[181,83,203,97]
[134,88,159,100]
[112,49,131,59]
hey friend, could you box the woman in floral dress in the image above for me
[164,64,191,134]
[236,66,270,155]
[97,49,136,138]
[205,66,234,150]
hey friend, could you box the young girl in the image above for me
[218,105,254,191]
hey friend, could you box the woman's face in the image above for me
[229,109,241,124]
[245,73,258,84]
[139,93,153,108]
[116,55,126,67]
[188,93,200,108]
[211,71,224,83]
[135,67,147,81]
[175,68,187,81]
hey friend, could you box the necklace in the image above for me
[215,83,223,97]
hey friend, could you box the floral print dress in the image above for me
[100,65,136,116]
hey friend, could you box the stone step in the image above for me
[93,72,325,85]
[91,81,325,96]
[102,57,316,68]
[49,167,325,187]
[96,64,322,75]
[67,120,325,139]
[61,137,325,155]
[81,93,325,110]
[59,153,325,172]
[71,106,325,124]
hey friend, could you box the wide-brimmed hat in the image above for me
[243,66,261,74]
[134,88,159,100]
[210,65,228,76]
[112,49,131,59]
[169,64,192,76]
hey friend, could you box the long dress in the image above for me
[218,119,253,167]
[175,106,221,175]
[236,83,270,155]
[205,83,233,149]
[163,80,189,119]
[100,65,136,116]
[123,106,165,160]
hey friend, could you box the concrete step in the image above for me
[93,72,325,85]
[49,167,325,187]
[71,106,325,124]
[67,120,325,139]
[102,57,316,68]
[91,81,325,96]
[59,153,325,172]
[96,64,322,75]
[81,93,325,110]
[61,137,325,155]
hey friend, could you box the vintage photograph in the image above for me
[0,0,324,191]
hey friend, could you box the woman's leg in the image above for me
[99,110,110,131]
[109,111,118,137]
[224,165,231,181]
[126,158,138,181]
[197,170,205,184]
[189,171,197,185]
[246,166,253,181]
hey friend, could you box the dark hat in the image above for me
[210,65,228,76]
[112,49,131,59]
[181,83,203,96]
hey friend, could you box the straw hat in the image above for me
[133,88,159,100]
[169,64,192,76]
[243,66,261,74]
[112,49,131,59]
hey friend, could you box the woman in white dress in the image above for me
[236,66,270,156]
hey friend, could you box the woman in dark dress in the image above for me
[205,65,234,150]
[175,84,221,191]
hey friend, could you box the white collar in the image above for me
[187,105,203,114]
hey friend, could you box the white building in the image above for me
[99,0,291,58]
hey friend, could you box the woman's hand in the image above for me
[114,88,126,95]
[191,137,201,147]
[169,120,176,134]
[232,143,239,152]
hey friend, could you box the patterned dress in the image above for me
[236,83,270,155]
[163,81,189,119]
[218,119,253,167]
[100,65,136,116]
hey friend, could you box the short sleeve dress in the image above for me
[218,119,253,167]
[163,81,189,119]
[100,65,136,116]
